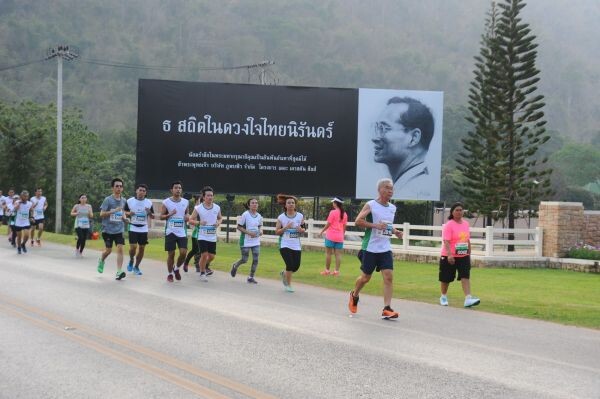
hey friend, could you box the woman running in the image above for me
[319,197,348,276]
[439,202,480,308]
[230,197,263,284]
[71,194,94,257]
[275,194,305,292]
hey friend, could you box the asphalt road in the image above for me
[0,240,599,399]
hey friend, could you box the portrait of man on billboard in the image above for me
[355,89,443,200]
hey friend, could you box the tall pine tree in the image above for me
[460,0,552,238]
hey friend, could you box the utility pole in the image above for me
[45,45,78,233]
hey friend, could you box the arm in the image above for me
[187,208,198,225]
[159,204,172,220]
[275,218,284,236]
[215,210,223,227]
[70,205,78,216]
[297,218,306,234]
[319,222,331,236]
[88,205,94,219]
[355,203,385,230]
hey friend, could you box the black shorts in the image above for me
[165,233,188,252]
[198,240,217,255]
[359,250,394,275]
[439,255,471,283]
[33,218,45,226]
[2,215,8,225]
[129,231,149,245]
[102,232,125,248]
[13,225,31,232]
[280,247,301,272]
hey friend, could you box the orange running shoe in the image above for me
[348,291,359,314]
[320,270,331,276]
[381,307,399,320]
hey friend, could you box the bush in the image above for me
[566,244,600,260]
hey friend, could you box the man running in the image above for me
[348,178,403,319]
[30,187,48,246]
[188,186,222,282]
[160,181,189,283]
[98,178,127,280]
[125,183,154,276]
[13,191,33,254]
[4,188,15,241]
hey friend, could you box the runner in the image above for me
[439,202,480,308]
[230,197,263,284]
[29,187,48,246]
[13,191,33,254]
[70,194,93,257]
[319,197,348,276]
[4,188,15,241]
[188,186,221,282]
[160,181,189,283]
[98,178,127,280]
[275,194,305,293]
[125,184,154,276]
[0,190,5,231]
[348,178,403,320]
[183,193,202,273]
[5,194,18,247]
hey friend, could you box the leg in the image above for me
[166,250,175,273]
[333,248,342,272]
[352,272,372,297]
[441,282,450,295]
[324,247,333,270]
[36,222,44,241]
[460,278,471,297]
[232,247,250,268]
[249,246,260,277]
[381,269,394,307]
[115,244,124,271]
[184,237,198,265]
[176,247,187,268]
[129,243,138,265]
[79,229,88,253]
[135,245,146,267]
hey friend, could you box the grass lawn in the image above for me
[5,227,600,329]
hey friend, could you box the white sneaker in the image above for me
[199,273,208,282]
[464,296,481,308]
[439,295,449,306]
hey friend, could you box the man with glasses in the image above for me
[98,178,128,280]
[372,97,435,192]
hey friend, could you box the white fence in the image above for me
[150,217,543,258]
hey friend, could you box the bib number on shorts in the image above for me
[455,242,469,256]
[77,217,90,229]
[168,218,184,229]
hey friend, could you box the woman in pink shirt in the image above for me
[439,202,480,308]
[319,197,348,276]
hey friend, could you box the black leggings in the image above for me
[75,228,89,252]
[184,237,201,266]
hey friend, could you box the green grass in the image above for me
[6,227,600,329]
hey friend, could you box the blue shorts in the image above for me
[324,238,343,249]
[358,250,393,275]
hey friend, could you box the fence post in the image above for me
[306,219,314,244]
[485,225,494,256]
[535,226,543,257]
[403,222,410,250]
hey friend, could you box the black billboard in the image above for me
[136,79,358,197]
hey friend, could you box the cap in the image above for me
[331,197,344,203]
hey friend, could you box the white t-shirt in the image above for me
[126,197,154,233]
[163,197,189,238]
[196,203,221,243]
[0,196,5,216]
[361,199,397,253]
[278,212,304,251]
[238,210,262,248]
[14,200,33,227]
[31,196,47,220]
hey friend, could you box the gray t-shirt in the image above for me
[100,195,126,234]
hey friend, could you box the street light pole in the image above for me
[45,45,78,233]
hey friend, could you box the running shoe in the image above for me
[173,268,181,281]
[195,265,200,273]
[440,295,449,306]
[36,239,41,247]
[230,263,238,277]
[464,296,481,308]
[183,263,188,273]
[97,259,105,273]
[206,267,214,276]
[280,271,288,287]
[348,291,359,314]
[381,307,399,319]
[285,285,295,293]
[133,266,143,276]
[74,249,79,258]
[320,270,330,276]
[247,277,258,284]
[167,274,174,283]
[21,244,27,253]
[127,260,134,272]
[332,270,340,277]
[199,273,208,282]
[115,271,126,280]
[30,240,34,246]
[17,247,21,255]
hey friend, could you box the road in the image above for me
[0,241,599,399]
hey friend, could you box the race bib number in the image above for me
[35,209,44,217]
[168,218,184,229]
[286,229,299,239]
[201,225,216,235]
[132,212,147,224]
[18,211,29,220]
[248,228,259,237]
[77,217,90,229]
[110,211,123,222]
[377,221,393,237]
[455,242,469,256]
